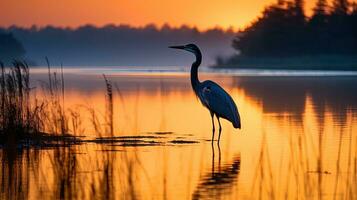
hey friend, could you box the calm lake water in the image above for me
[1,67,357,199]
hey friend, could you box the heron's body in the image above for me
[198,80,240,128]
[170,44,241,142]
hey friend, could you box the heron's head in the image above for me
[169,44,200,55]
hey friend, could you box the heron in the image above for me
[169,44,241,143]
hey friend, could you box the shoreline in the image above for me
[213,55,357,71]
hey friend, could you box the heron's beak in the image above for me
[169,45,185,50]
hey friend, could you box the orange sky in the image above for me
[0,0,318,30]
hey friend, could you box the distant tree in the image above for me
[0,32,26,62]
[232,0,308,57]
[292,0,305,20]
[313,0,329,16]
[232,3,289,56]
[228,0,357,63]
[332,0,349,15]
[351,2,357,14]
[349,2,357,52]
[277,0,287,7]
[311,0,329,26]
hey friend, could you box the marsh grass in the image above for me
[0,62,159,198]
[0,61,42,145]
[0,64,131,199]
[103,74,114,136]
[42,57,68,135]
[0,59,119,148]
[0,60,80,147]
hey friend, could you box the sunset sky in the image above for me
[1,0,319,30]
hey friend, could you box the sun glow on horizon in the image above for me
[0,0,319,31]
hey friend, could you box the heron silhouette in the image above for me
[169,44,241,143]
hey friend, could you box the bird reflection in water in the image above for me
[192,143,241,199]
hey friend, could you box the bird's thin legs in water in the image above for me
[211,112,215,143]
[211,141,215,176]
[217,141,221,172]
[217,116,222,143]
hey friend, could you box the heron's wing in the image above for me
[201,81,241,128]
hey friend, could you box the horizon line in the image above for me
[0,22,241,33]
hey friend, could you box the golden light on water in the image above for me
[2,71,353,199]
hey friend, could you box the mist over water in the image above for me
[2,25,235,67]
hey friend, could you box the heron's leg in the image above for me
[211,141,215,175]
[211,112,215,142]
[217,116,222,143]
[217,141,221,172]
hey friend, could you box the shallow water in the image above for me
[1,67,357,199]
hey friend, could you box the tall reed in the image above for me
[0,61,43,144]
[103,74,114,136]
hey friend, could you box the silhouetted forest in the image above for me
[0,25,235,66]
[0,32,26,63]
[217,0,357,69]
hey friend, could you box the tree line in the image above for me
[231,0,357,57]
[1,24,235,66]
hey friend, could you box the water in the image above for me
[1,67,357,199]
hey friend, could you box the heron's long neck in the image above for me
[191,51,202,93]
